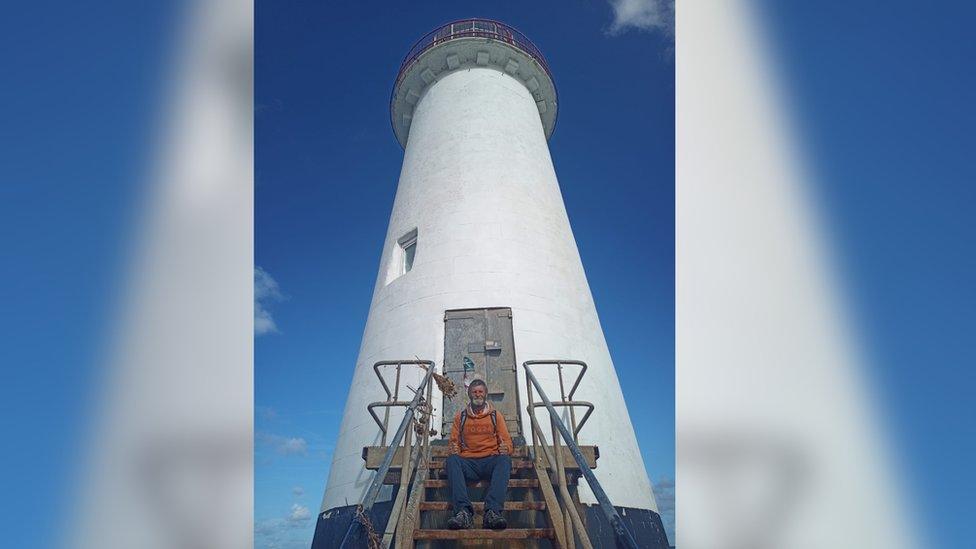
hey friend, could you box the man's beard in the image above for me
[470,397,486,407]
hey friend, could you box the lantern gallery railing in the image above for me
[394,18,553,92]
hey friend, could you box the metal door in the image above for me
[442,308,521,439]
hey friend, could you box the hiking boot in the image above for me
[446,509,473,530]
[483,509,507,530]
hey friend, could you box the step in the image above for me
[430,446,532,458]
[425,479,540,489]
[419,501,546,511]
[387,469,581,485]
[362,445,599,469]
[429,459,535,470]
[413,528,555,540]
[425,446,597,467]
[382,467,539,485]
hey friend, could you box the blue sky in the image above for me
[759,2,976,547]
[0,2,177,547]
[255,1,675,546]
[3,1,975,548]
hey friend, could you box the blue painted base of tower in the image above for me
[311,501,671,548]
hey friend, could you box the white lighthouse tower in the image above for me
[315,19,664,546]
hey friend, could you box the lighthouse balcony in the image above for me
[389,18,559,147]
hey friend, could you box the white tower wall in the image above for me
[322,65,657,513]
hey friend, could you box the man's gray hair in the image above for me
[467,378,487,391]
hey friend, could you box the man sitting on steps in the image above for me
[445,377,513,530]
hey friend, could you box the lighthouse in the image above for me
[314,19,666,546]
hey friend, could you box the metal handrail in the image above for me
[524,362,640,549]
[367,401,415,437]
[339,360,435,548]
[525,395,591,548]
[524,359,590,441]
[529,400,595,439]
[523,359,588,400]
[369,360,429,445]
[372,360,407,400]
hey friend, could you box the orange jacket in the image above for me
[448,402,513,458]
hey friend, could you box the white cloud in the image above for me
[287,504,311,525]
[280,438,307,455]
[255,514,312,549]
[255,266,284,335]
[653,476,675,542]
[257,405,277,422]
[254,505,314,548]
[257,432,309,456]
[254,518,283,536]
[292,485,304,496]
[607,0,674,35]
[255,305,277,335]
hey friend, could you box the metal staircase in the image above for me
[338,359,640,548]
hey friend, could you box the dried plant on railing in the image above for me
[415,357,457,401]
[432,372,456,401]
[353,504,383,549]
[413,396,437,437]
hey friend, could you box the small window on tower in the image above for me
[398,229,418,275]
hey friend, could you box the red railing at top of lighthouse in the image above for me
[392,18,555,97]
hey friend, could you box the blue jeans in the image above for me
[445,454,512,515]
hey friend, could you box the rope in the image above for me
[353,505,383,549]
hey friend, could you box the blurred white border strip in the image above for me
[69,0,253,547]
[676,2,916,548]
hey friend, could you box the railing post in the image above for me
[526,370,537,452]
[551,413,575,549]
[341,361,434,549]
[382,413,415,546]
[528,397,590,548]
[381,362,403,446]
[556,362,580,443]
[523,362,640,549]
[401,414,412,503]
